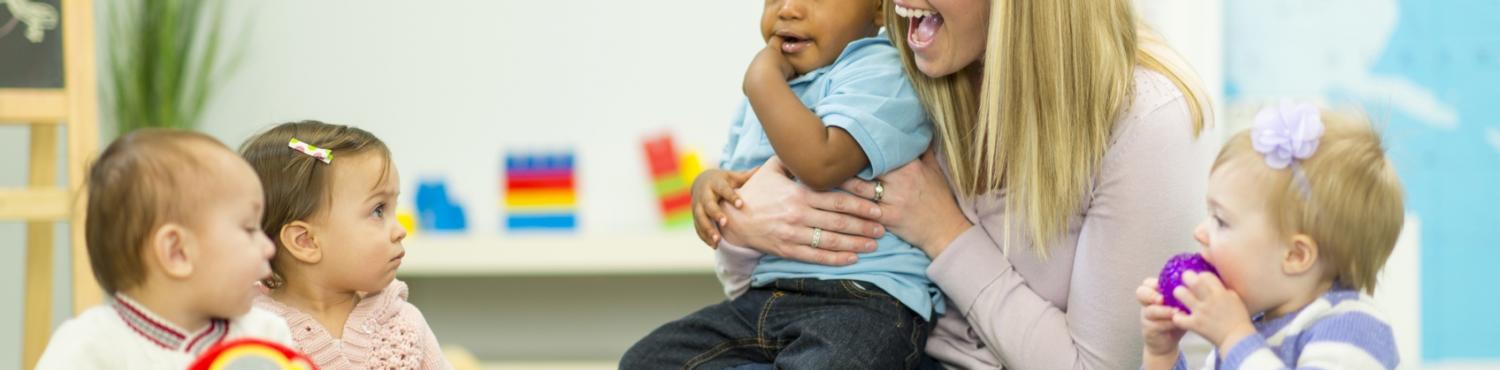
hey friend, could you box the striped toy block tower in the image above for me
[503,151,578,232]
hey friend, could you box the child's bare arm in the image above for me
[743,44,869,191]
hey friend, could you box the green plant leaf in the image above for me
[105,0,243,135]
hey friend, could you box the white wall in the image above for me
[1135,0,1227,136]
[197,0,763,235]
[1378,215,1423,369]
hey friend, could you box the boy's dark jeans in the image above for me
[621,278,932,370]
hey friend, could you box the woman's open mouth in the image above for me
[895,4,943,50]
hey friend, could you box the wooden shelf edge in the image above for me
[0,188,72,220]
[0,89,68,123]
[397,234,718,277]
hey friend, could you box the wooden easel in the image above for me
[0,0,102,368]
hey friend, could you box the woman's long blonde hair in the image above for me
[885,0,1209,257]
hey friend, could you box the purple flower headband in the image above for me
[1250,102,1323,199]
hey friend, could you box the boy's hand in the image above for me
[1171,271,1257,353]
[1138,278,1185,368]
[692,169,753,247]
[743,39,796,95]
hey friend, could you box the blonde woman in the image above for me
[704,0,1218,368]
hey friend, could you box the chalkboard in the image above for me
[0,0,63,88]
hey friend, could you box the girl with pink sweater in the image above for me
[242,121,451,370]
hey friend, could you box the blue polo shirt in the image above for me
[719,33,943,319]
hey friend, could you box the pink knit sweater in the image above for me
[254,280,451,370]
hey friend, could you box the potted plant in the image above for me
[106,0,240,134]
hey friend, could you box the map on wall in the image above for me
[1225,0,1499,362]
[0,0,63,88]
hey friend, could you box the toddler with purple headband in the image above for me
[1136,102,1405,370]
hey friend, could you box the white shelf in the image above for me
[397,233,717,277]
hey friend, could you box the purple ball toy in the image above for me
[1157,252,1220,314]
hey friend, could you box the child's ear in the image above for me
[872,0,886,29]
[149,223,195,278]
[1282,233,1320,275]
[278,221,323,264]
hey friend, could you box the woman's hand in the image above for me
[1171,271,1257,355]
[841,151,971,258]
[718,157,885,266]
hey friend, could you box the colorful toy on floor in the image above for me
[188,338,318,370]
[415,179,467,232]
[642,133,694,228]
[1157,252,1221,314]
[503,151,578,231]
